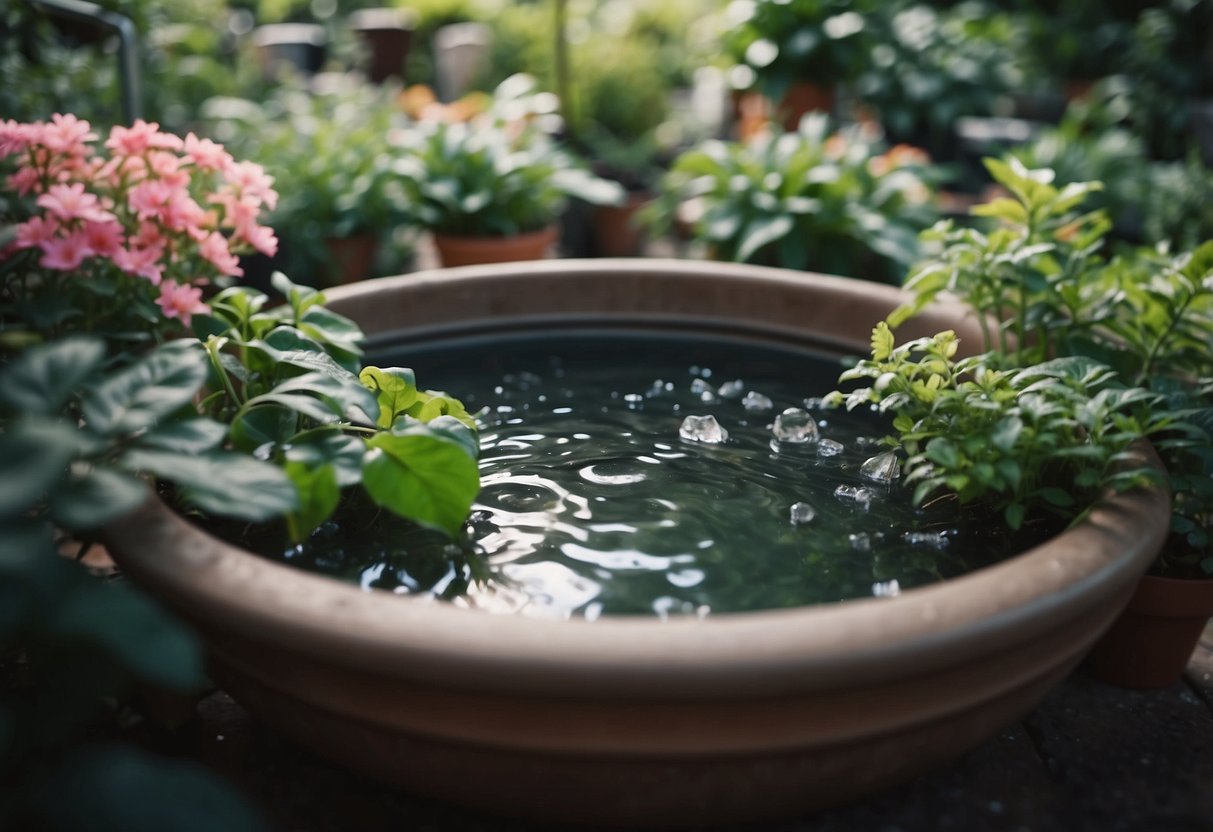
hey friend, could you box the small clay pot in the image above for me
[324,234,378,285]
[1085,573,1213,689]
[432,226,557,268]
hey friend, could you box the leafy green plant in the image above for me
[891,157,1111,362]
[887,155,1213,577]
[389,74,623,237]
[721,0,877,100]
[1010,93,1213,250]
[194,272,479,541]
[855,2,1031,154]
[0,336,278,832]
[644,113,941,281]
[206,77,409,285]
[831,325,1162,530]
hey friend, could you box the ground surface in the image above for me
[148,625,1213,832]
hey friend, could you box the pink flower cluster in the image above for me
[0,115,279,327]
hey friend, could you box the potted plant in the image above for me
[205,76,408,286]
[388,74,623,267]
[643,112,942,282]
[721,0,877,133]
[0,114,480,826]
[870,155,1213,688]
[854,1,1030,163]
[563,33,674,256]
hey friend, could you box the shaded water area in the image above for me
[271,327,1053,619]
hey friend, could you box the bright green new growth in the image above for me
[882,155,1213,576]
[831,324,1162,530]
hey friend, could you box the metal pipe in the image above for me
[28,0,142,123]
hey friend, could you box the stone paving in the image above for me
[171,625,1213,832]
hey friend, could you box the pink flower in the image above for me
[198,231,243,277]
[129,223,167,252]
[112,243,165,285]
[128,179,174,220]
[8,167,42,196]
[223,160,278,211]
[0,119,37,158]
[239,223,278,257]
[80,220,124,258]
[156,281,209,327]
[15,215,60,249]
[39,230,90,270]
[162,193,208,235]
[106,119,183,156]
[147,150,190,189]
[216,192,259,229]
[41,114,96,156]
[36,182,115,223]
[183,133,233,172]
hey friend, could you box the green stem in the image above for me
[1136,290,1193,386]
[205,337,242,410]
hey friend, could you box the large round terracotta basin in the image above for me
[104,260,1169,828]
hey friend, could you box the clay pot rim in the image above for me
[431,225,557,245]
[103,260,1171,700]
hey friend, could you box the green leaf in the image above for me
[871,322,895,361]
[299,307,364,348]
[990,415,1023,452]
[272,270,326,318]
[284,432,365,487]
[51,580,205,690]
[263,371,381,424]
[274,348,357,382]
[122,449,298,521]
[1004,503,1025,530]
[362,428,480,536]
[0,422,83,519]
[229,404,298,453]
[48,466,148,531]
[360,366,419,428]
[971,197,1028,226]
[405,391,478,430]
[82,341,208,436]
[735,214,794,263]
[242,393,339,426]
[0,336,106,415]
[134,419,228,454]
[925,437,961,468]
[283,461,340,544]
[1037,487,1075,508]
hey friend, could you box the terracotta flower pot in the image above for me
[592,192,652,257]
[1084,573,1213,689]
[431,226,557,268]
[324,233,378,285]
[102,260,1170,828]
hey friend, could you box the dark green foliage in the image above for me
[646,114,941,281]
